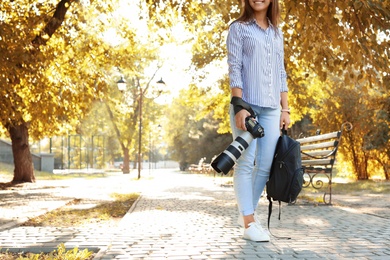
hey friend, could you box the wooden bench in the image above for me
[189,157,214,174]
[296,122,352,204]
[188,158,204,173]
[189,158,205,173]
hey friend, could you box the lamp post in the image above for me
[117,75,165,179]
[137,85,143,179]
[116,76,130,174]
[149,124,162,173]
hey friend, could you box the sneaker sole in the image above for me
[243,236,270,242]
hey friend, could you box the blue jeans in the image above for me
[230,104,280,216]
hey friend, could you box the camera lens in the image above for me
[211,131,253,174]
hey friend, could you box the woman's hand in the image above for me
[280,112,291,130]
[235,109,251,131]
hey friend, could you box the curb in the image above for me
[93,193,143,260]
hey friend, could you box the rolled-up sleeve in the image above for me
[278,30,288,92]
[227,22,243,89]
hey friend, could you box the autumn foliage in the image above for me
[0,0,389,181]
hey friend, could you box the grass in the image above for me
[0,162,121,186]
[21,193,139,227]
[0,243,94,260]
[332,180,390,194]
[301,179,390,195]
[298,178,390,205]
[193,168,390,195]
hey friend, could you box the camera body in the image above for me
[211,117,264,175]
[244,116,265,139]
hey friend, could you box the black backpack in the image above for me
[266,129,304,237]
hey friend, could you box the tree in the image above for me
[0,0,168,182]
[81,2,166,177]
[150,0,389,179]
[165,87,232,169]
[0,0,109,182]
[2,0,388,182]
[281,1,389,179]
[104,71,164,176]
[77,101,121,169]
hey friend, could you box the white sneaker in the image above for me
[243,222,270,242]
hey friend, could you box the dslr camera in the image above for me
[211,116,264,175]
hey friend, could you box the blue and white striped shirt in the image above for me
[227,20,288,109]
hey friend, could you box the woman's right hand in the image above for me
[235,109,251,131]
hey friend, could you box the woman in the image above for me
[227,0,290,242]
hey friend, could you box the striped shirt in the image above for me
[227,19,288,109]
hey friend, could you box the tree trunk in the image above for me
[7,121,35,183]
[122,147,130,174]
[382,163,389,180]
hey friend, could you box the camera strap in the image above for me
[230,97,256,117]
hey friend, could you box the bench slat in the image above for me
[301,141,339,151]
[302,158,334,165]
[297,131,340,144]
[301,150,334,158]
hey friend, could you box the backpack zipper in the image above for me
[278,142,299,162]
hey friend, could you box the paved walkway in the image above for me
[0,169,389,259]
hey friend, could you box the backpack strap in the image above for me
[267,196,291,240]
[267,195,272,232]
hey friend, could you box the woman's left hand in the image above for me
[280,112,291,130]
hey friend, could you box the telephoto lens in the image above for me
[211,117,264,175]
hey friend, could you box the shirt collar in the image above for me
[249,18,274,29]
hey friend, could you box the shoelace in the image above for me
[248,221,264,232]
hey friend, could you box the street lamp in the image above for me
[117,75,165,179]
[116,76,126,91]
[156,77,165,85]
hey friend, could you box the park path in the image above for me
[0,169,389,259]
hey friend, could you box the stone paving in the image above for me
[0,169,389,259]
